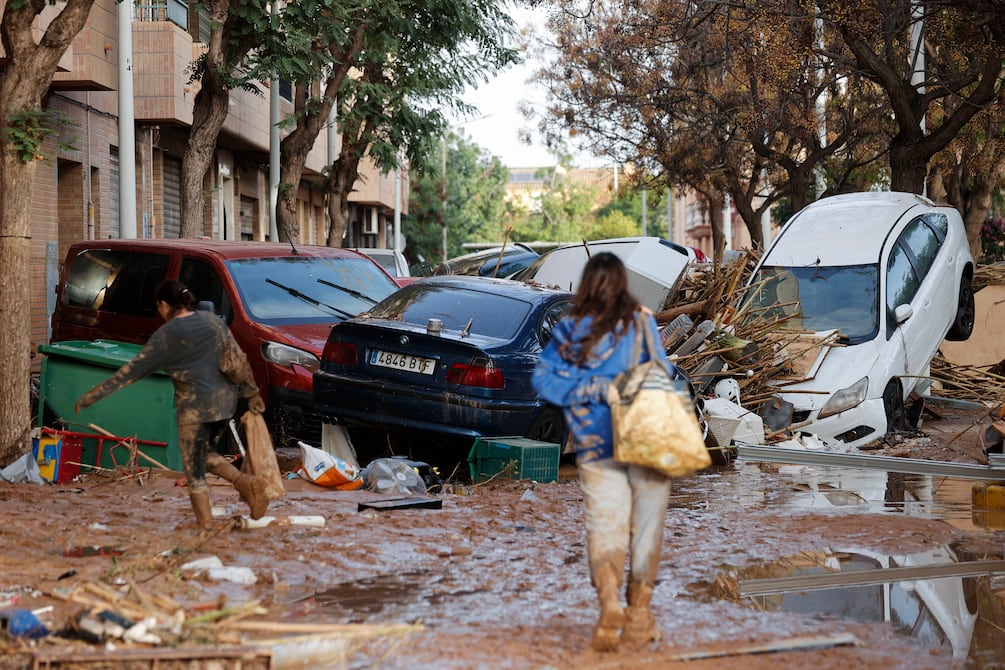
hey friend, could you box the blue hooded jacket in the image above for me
[532,311,672,463]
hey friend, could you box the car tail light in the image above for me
[323,341,358,366]
[445,356,504,389]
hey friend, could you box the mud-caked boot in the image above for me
[206,452,269,520]
[591,562,625,652]
[189,484,215,532]
[621,581,660,646]
[233,473,269,520]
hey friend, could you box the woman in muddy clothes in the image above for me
[75,279,271,531]
[532,252,673,652]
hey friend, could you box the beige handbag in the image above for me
[608,313,711,478]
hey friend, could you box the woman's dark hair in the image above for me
[155,279,196,316]
[565,252,639,363]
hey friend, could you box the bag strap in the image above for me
[637,311,676,375]
[628,313,645,365]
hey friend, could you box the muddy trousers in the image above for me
[579,458,672,649]
[178,420,229,531]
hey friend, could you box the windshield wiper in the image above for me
[266,278,355,319]
[316,278,378,306]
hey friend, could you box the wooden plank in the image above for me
[357,497,442,512]
[670,633,859,661]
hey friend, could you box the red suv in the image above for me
[50,238,401,446]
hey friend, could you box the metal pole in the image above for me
[117,0,137,238]
[394,161,402,254]
[641,183,648,237]
[910,2,926,197]
[722,193,732,250]
[441,137,447,262]
[268,0,280,242]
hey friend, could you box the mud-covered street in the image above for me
[1,397,1004,670]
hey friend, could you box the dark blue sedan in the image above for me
[314,276,573,455]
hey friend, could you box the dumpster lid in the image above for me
[38,340,147,368]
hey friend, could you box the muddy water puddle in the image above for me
[287,571,489,624]
[713,546,1005,668]
[673,462,994,532]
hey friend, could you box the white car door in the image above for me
[885,217,951,385]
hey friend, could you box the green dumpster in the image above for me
[37,340,181,472]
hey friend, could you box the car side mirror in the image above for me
[894,304,913,324]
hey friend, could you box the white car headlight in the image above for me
[262,342,320,372]
[818,376,869,419]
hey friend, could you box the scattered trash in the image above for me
[703,397,765,446]
[362,458,428,496]
[0,608,50,639]
[180,556,257,585]
[234,515,326,529]
[0,451,44,484]
[519,488,540,503]
[298,441,363,490]
[357,497,443,512]
[64,545,125,558]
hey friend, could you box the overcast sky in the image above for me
[453,5,556,168]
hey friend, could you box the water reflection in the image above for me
[714,544,1005,665]
[671,463,984,531]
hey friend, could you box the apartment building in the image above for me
[14,0,406,351]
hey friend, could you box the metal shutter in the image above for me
[162,156,182,238]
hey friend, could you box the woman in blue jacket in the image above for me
[533,252,673,651]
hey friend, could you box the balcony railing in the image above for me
[134,0,210,43]
[134,0,188,28]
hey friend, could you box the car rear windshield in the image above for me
[227,256,398,323]
[368,284,532,340]
[743,264,880,344]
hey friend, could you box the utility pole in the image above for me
[441,137,447,262]
[118,0,136,238]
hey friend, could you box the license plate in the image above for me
[370,349,437,375]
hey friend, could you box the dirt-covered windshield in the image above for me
[741,264,880,344]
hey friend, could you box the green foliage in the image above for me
[584,210,639,239]
[404,130,509,263]
[980,217,1005,263]
[3,110,77,163]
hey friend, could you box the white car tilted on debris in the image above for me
[742,192,975,448]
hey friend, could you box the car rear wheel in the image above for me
[526,407,565,444]
[946,274,975,341]
[883,380,906,433]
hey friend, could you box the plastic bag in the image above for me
[297,441,362,490]
[240,412,285,501]
[362,458,428,496]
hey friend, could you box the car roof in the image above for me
[68,238,367,261]
[447,243,536,263]
[764,192,941,266]
[412,274,570,300]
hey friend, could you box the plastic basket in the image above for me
[468,437,560,483]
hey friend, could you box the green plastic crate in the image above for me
[468,436,560,483]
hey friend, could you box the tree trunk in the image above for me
[179,0,250,239]
[326,159,356,247]
[180,76,230,238]
[888,143,928,195]
[0,0,95,465]
[0,144,36,465]
[700,188,725,262]
[277,94,335,243]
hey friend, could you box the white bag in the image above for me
[297,441,362,489]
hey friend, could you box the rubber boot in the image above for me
[189,485,214,532]
[591,562,625,652]
[621,581,660,646]
[206,453,270,520]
